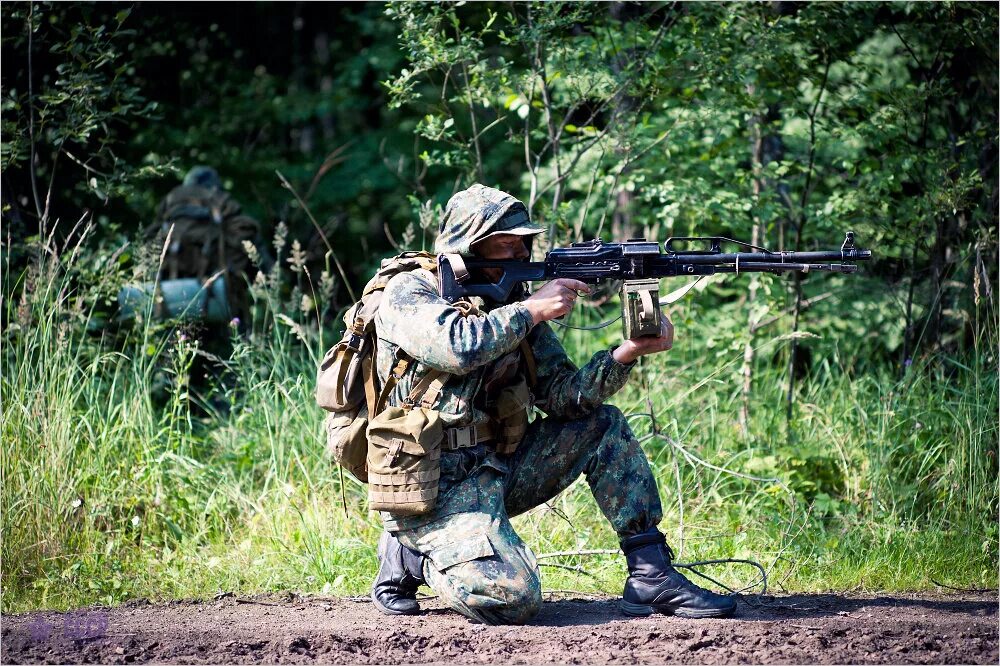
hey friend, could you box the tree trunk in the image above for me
[785,57,830,428]
[739,99,766,435]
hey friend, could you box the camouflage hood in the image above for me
[434,184,542,256]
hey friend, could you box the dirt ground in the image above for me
[2,590,996,664]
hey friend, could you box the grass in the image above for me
[2,229,997,613]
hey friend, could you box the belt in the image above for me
[442,421,497,451]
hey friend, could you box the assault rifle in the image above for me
[437,232,872,338]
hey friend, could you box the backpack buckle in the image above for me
[387,438,405,467]
[344,314,368,351]
[443,426,475,450]
[346,331,366,353]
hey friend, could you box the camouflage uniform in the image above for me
[374,184,663,625]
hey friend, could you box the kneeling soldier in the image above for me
[370,184,736,624]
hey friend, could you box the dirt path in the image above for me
[2,591,996,664]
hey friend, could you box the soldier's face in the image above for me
[472,233,530,283]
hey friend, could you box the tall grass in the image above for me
[1,227,374,611]
[2,229,996,612]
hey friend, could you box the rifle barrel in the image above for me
[711,262,859,274]
[668,249,872,264]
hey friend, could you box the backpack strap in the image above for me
[373,351,413,415]
[212,201,232,316]
[372,351,451,414]
[371,296,483,413]
[362,347,378,416]
[316,309,372,412]
[408,369,450,410]
[365,252,438,296]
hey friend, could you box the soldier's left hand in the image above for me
[612,314,674,365]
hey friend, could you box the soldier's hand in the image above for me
[523,279,592,324]
[612,314,674,364]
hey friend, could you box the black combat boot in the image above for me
[371,531,427,616]
[620,528,737,619]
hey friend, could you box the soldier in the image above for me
[369,184,736,624]
[138,166,268,409]
[148,166,264,326]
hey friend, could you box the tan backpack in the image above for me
[316,253,437,411]
[316,251,469,514]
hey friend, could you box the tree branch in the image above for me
[27,2,43,220]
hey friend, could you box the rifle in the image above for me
[437,231,873,339]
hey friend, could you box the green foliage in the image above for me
[2,3,169,217]
[1,224,380,610]
[385,1,997,363]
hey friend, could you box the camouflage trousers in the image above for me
[391,404,663,625]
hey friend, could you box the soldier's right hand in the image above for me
[522,279,592,324]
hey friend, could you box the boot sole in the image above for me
[619,599,736,619]
[371,589,421,616]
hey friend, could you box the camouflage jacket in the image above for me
[374,184,637,529]
[374,271,635,426]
